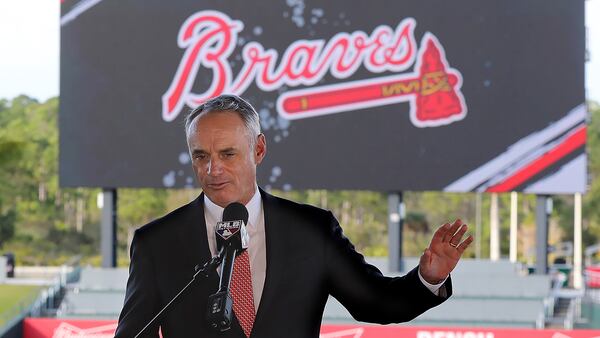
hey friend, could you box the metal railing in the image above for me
[0,265,80,337]
[541,271,588,329]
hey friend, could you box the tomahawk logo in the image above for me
[162,10,467,128]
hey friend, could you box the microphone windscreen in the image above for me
[222,202,249,224]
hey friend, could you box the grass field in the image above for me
[0,284,41,326]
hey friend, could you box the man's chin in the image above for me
[205,191,236,208]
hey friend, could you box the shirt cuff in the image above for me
[418,268,448,296]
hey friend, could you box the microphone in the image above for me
[206,202,250,331]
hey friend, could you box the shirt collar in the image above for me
[203,186,262,229]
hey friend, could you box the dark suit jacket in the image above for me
[115,188,451,338]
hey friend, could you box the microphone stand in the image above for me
[206,246,238,331]
[133,250,225,338]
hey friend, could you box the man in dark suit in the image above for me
[115,94,473,338]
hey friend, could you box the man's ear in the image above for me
[254,133,267,164]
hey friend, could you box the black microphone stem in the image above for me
[133,250,225,338]
[218,246,237,293]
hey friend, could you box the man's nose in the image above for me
[206,158,223,175]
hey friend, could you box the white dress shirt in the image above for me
[204,187,266,313]
[203,186,445,313]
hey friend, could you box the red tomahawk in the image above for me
[277,34,467,126]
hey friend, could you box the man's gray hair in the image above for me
[185,94,261,145]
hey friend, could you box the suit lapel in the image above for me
[253,189,286,330]
[176,194,213,273]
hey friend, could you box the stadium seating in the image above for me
[57,267,127,319]
[58,259,551,328]
[322,258,550,328]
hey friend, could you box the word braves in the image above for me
[162,10,466,127]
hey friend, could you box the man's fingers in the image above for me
[450,224,468,246]
[457,235,474,254]
[434,223,451,243]
[443,219,462,243]
[449,219,463,235]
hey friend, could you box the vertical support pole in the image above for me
[101,188,117,268]
[510,192,518,263]
[574,193,583,289]
[475,193,482,259]
[490,193,500,261]
[535,195,551,274]
[388,192,404,272]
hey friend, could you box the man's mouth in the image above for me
[208,182,229,189]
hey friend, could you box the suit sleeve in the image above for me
[324,211,451,324]
[115,230,161,338]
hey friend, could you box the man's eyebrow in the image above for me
[219,147,237,153]
[191,147,237,156]
[191,149,208,156]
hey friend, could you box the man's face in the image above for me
[187,111,266,208]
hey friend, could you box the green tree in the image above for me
[117,188,168,263]
[0,96,100,264]
[0,210,16,248]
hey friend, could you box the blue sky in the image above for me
[0,0,598,103]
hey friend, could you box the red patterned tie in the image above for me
[231,250,255,337]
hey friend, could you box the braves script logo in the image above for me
[162,10,466,128]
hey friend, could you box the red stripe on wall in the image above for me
[486,125,586,192]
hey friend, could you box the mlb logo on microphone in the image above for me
[216,220,242,240]
[215,220,249,249]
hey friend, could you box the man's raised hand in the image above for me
[419,219,473,285]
